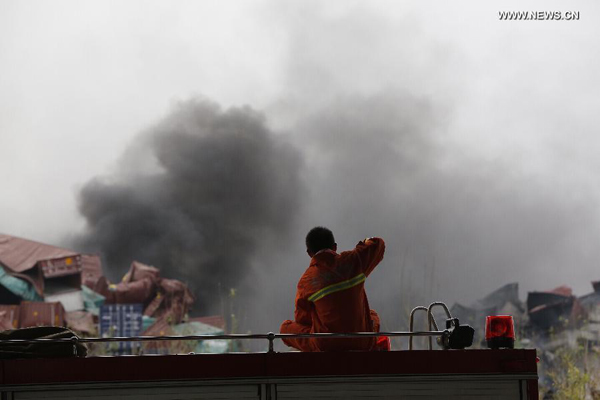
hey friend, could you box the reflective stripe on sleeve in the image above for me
[308,273,366,302]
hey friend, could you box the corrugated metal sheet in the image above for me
[38,256,82,278]
[149,279,194,324]
[95,276,157,305]
[115,279,156,304]
[100,304,143,336]
[0,304,20,329]
[123,261,160,283]
[19,301,66,328]
[92,265,192,326]
[100,304,143,354]
[0,234,78,273]
[81,254,103,288]
[143,292,164,316]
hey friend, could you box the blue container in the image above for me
[99,304,143,354]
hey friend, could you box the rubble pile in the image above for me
[0,234,225,354]
[450,283,527,346]
[527,285,585,333]
[451,281,600,348]
[93,261,195,331]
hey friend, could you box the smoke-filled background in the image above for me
[2,0,600,332]
[75,99,304,315]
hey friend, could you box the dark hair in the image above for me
[305,226,336,255]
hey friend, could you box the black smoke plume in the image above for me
[74,91,600,335]
[76,98,304,315]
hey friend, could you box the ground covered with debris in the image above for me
[0,233,228,356]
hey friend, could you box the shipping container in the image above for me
[19,301,65,328]
[38,256,82,279]
[81,254,103,289]
[0,304,20,329]
[99,304,143,354]
[123,261,160,283]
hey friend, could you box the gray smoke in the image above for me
[258,3,600,334]
[285,91,600,331]
[75,91,600,334]
[76,98,305,315]
[74,3,600,335]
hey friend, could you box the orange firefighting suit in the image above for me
[280,238,385,352]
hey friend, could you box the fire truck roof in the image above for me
[0,349,537,386]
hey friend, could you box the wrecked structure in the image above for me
[450,281,600,353]
[451,283,527,346]
[527,285,585,334]
[0,234,101,329]
[579,282,600,341]
[0,233,225,354]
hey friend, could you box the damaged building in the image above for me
[450,280,600,354]
[527,285,585,334]
[450,283,527,346]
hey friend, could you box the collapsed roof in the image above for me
[0,234,78,273]
[0,234,102,298]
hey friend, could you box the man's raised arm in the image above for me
[353,237,385,277]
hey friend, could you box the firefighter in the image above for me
[280,226,387,352]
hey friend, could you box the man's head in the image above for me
[305,226,337,257]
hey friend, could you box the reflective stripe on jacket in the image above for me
[281,237,385,352]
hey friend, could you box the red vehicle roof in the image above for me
[0,349,537,386]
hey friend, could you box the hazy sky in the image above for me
[2,0,600,320]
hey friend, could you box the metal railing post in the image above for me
[267,332,275,353]
[409,306,429,350]
[426,302,453,350]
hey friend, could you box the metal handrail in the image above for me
[409,306,429,350]
[409,302,454,351]
[0,330,446,353]
[427,302,453,350]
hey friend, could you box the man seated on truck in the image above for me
[280,226,388,352]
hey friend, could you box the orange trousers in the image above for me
[280,309,381,352]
